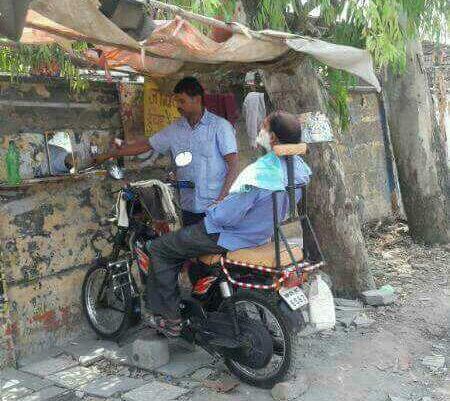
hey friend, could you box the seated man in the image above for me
[145,111,312,337]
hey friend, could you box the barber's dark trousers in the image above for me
[145,222,225,320]
[181,210,205,227]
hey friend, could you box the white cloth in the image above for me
[243,92,266,148]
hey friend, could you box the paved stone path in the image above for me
[0,328,244,401]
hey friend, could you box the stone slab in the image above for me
[334,298,363,308]
[155,345,213,378]
[122,381,189,401]
[271,376,310,401]
[59,339,119,366]
[47,366,100,389]
[19,386,75,401]
[388,396,409,401]
[20,356,79,378]
[121,333,169,371]
[190,368,214,381]
[421,355,446,369]
[17,349,65,369]
[188,388,247,401]
[0,368,54,391]
[80,376,147,398]
[1,385,33,401]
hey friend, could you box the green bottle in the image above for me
[6,140,21,185]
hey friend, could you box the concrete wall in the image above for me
[0,78,125,367]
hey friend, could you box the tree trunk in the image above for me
[263,60,375,296]
[384,40,449,244]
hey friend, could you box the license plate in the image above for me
[279,287,308,311]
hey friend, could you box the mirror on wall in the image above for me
[46,131,75,175]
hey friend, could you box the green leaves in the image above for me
[0,41,89,91]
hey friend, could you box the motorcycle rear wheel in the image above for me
[82,264,133,340]
[222,291,304,389]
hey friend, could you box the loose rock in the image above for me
[353,313,375,328]
[361,285,396,306]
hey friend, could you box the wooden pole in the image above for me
[144,0,268,40]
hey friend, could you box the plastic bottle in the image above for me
[6,140,21,185]
[308,274,336,330]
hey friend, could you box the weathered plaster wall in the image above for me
[0,78,125,367]
[337,91,394,223]
[0,178,113,360]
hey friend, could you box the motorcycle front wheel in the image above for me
[82,263,133,340]
[222,291,304,389]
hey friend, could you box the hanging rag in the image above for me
[243,91,266,148]
[204,92,239,126]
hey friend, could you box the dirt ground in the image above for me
[292,221,449,401]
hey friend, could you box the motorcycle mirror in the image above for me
[174,151,192,168]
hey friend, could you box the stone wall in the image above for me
[337,90,394,223]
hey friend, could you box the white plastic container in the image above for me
[308,274,336,331]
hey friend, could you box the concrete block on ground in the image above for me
[80,376,147,398]
[48,366,100,389]
[60,339,119,366]
[19,386,75,401]
[361,286,395,306]
[121,333,169,371]
[271,376,310,401]
[122,381,189,401]
[20,356,79,378]
[0,368,54,391]
[1,385,33,401]
[155,345,213,378]
[421,355,446,370]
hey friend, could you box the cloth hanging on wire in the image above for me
[204,93,240,127]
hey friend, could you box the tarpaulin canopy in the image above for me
[15,0,381,90]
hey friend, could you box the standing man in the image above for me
[99,77,239,226]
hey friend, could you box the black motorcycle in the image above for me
[82,147,324,388]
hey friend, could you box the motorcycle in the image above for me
[82,146,325,388]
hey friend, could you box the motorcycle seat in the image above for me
[199,242,303,269]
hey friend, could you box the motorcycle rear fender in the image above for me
[277,299,308,331]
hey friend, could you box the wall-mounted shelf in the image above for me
[0,170,107,190]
